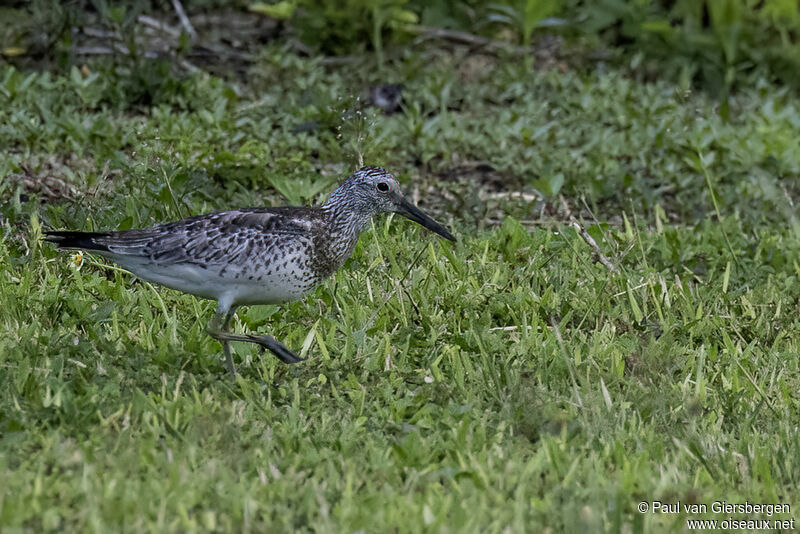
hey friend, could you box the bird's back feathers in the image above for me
[44,208,324,267]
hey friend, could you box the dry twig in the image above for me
[170,0,198,41]
[138,15,181,38]
[569,216,619,273]
[410,26,530,54]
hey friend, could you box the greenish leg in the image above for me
[207,309,238,376]
[207,309,305,376]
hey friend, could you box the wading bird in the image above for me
[45,167,455,375]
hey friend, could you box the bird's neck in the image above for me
[313,200,374,275]
[317,181,383,270]
[323,203,373,242]
[321,190,377,237]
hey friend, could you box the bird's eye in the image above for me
[376,182,390,193]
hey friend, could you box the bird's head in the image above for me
[327,166,455,241]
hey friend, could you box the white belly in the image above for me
[120,258,318,306]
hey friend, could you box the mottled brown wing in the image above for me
[92,208,318,267]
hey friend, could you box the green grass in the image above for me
[2,47,800,532]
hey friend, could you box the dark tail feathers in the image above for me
[44,231,111,252]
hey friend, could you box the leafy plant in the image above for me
[487,0,563,45]
[251,0,418,60]
[571,0,800,95]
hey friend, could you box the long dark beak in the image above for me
[395,196,456,242]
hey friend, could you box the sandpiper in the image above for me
[45,166,455,375]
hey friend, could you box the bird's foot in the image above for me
[246,334,306,364]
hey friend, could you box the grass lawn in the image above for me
[2,46,800,532]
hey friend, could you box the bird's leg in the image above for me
[207,310,305,372]
[213,330,305,366]
[207,309,238,376]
